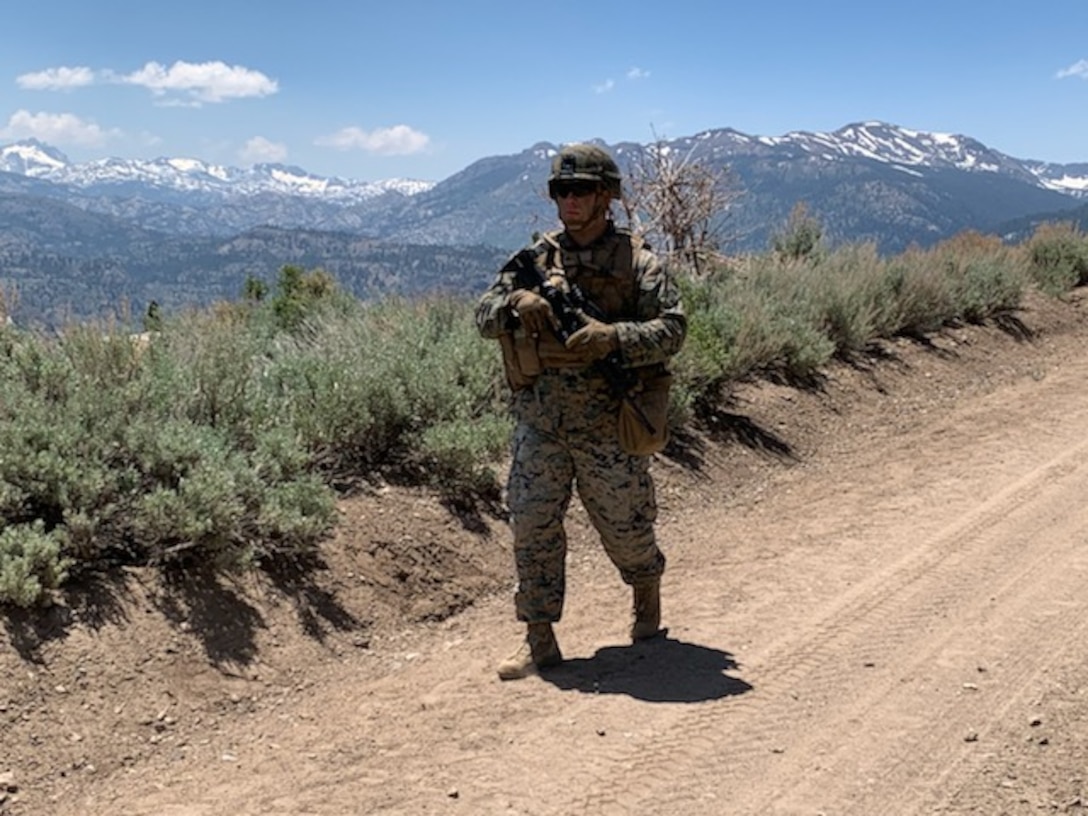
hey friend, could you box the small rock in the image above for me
[596,729,606,737]
[1029,717,1043,727]
[447,788,460,799]
[962,683,979,691]
[964,732,979,743]
[0,770,17,792]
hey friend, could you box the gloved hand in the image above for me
[565,318,620,361]
[508,289,557,336]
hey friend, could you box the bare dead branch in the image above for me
[622,136,741,276]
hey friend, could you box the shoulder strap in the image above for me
[532,230,564,273]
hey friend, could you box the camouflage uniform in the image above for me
[475,223,686,623]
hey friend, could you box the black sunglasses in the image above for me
[552,181,600,199]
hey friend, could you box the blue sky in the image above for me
[2,0,1087,183]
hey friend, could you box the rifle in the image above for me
[510,250,656,436]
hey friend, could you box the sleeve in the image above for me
[474,250,525,339]
[613,248,687,368]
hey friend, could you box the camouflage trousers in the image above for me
[506,370,666,623]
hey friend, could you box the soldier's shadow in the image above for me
[540,633,753,703]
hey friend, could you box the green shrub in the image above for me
[1025,222,1088,295]
[870,233,1027,336]
[419,415,511,499]
[772,202,825,261]
[257,295,505,485]
[0,521,70,607]
[0,316,339,587]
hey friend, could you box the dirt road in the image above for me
[4,293,1088,816]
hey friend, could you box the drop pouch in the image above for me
[618,372,673,456]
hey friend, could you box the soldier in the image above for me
[475,143,687,680]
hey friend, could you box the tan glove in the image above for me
[508,289,557,336]
[565,317,620,361]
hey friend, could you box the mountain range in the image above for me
[2,122,1087,326]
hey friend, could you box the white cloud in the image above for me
[16,66,96,91]
[114,60,278,104]
[1056,59,1088,79]
[627,67,651,80]
[315,125,430,155]
[0,110,119,146]
[240,136,288,164]
[593,79,616,94]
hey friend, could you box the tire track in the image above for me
[555,373,1088,815]
[764,459,1088,815]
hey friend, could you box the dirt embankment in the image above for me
[2,289,1088,816]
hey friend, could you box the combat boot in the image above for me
[630,579,662,641]
[497,622,562,681]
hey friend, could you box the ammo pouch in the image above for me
[498,329,541,391]
[498,327,592,390]
[618,371,673,456]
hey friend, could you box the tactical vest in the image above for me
[517,227,635,374]
[505,227,644,377]
[534,227,643,322]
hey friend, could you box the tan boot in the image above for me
[631,579,662,641]
[497,622,562,681]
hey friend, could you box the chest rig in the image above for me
[500,226,647,389]
[534,227,642,321]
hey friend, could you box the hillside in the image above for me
[996,200,1088,243]
[1,287,1087,815]
[4,122,1088,326]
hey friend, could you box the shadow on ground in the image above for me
[2,559,367,669]
[668,412,796,472]
[2,572,132,662]
[541,633,753,703]
[155,561,367,669]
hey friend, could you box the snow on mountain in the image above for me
[0,138,69,176]
[620,122,1088,200]
[745,121,1028,183]
[3,125,1085,203]
[1023,162,1088,196]
[0,140,435,201]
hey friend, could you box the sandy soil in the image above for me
[2,288,1087,816]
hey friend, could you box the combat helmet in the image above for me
[548,143,623,199]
